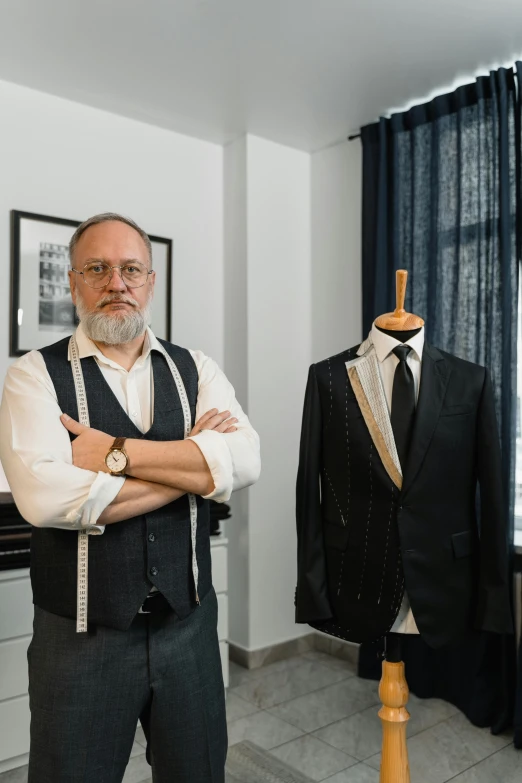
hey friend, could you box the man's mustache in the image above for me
[95,295,139,309]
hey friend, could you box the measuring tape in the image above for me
[156,343,200,604]
[70,335,91,632]
[69,334,200,633]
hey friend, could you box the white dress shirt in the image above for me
[0,323,260,536]
[370,322,425,635]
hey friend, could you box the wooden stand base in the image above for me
[378,660,410,783]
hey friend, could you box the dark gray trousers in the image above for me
[27,588,227,783]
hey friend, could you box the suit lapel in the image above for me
[402,343,451,496]
[346,344,403,490]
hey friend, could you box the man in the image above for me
[0,213,261,783]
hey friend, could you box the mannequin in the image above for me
[374,271,425,782]
[295,269,512,783]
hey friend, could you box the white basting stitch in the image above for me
[357,443,373,600]
[326,358,333,426]
[390,527,403,612]
[378,480,395,605]
[324,469,345,525]
[337,553,345,597]
[336,380,353,596]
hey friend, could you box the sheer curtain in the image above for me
[359,65,521,739]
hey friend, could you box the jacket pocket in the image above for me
[440,404,474,417]
[323,521,351,551]
[452,530,471,559]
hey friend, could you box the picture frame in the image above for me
[9,210,172,357]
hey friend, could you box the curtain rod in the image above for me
[347,63,521,143]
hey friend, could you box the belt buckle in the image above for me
[138,598,152,614]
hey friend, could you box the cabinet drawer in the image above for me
[219,641,229,688]
[217,594,228,642]
[0,637,30,701]
[0,695,30,762]
[0,576,33,640]
[211,545,228,594]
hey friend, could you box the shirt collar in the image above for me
[68,322,160,369]
[370,321,425,364]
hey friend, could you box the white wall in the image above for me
[0,78,224,491]
[223,135,363,653]
[247,136,311,650]
[0,80,224,381]
[223,137,250,649]
[224,135,312,651]
[311,140,363,359]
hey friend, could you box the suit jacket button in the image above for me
[148,533,156,542]
[150,566,159,576]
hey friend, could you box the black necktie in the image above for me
[391,345,415,471]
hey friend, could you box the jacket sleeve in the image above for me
[295,364,333,624]
[475,368,513,635]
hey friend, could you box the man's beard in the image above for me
[76,290,153,345]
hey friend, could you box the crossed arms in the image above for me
[0,350,260,533]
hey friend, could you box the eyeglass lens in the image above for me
[83,262,149,288]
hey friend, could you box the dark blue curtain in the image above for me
[359,65,521,741]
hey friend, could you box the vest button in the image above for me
[148,533,156,542]
[150,566,159,576]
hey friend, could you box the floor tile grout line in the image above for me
[264,695,382,734]
[318,761,374,783]
[263,728,360,764]
[364,710,505,761]
[231,658,357,684]
[441,743,516,782]
[309,709,470,763]
[229,668,356,710]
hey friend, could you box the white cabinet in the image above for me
[211,536,229,688]
[0,568,31,772]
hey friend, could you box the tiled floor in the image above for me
[1,651,518,782]
[226,651,519,783]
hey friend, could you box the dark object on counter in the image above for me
[209,501,231,536]
[0,492,31,571]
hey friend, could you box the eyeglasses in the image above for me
[70,261,153,289]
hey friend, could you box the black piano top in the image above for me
[0,492,31,571]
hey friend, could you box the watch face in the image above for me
[106,449,127,472]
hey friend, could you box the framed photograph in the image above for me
[9,210,172,356]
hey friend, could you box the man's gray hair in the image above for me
[69,213,152,267]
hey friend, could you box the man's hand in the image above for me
[190,409,238,436]
[60,409,238,473]
[60,414,113,473]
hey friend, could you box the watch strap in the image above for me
[111,437,127,452]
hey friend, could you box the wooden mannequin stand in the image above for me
[378,635,410,783]
[374,270,422,782]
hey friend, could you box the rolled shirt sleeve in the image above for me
[187,350,261,503]
[0,352,124,534]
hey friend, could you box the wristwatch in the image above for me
[105,437,129,476]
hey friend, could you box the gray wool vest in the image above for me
[31,336,212,630]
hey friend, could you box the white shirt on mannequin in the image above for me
[370,321,425,635]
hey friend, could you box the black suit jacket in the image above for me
[295,339,513,648]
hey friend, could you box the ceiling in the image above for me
[0,0,521,152]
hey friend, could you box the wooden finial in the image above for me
[374,270,424,331]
